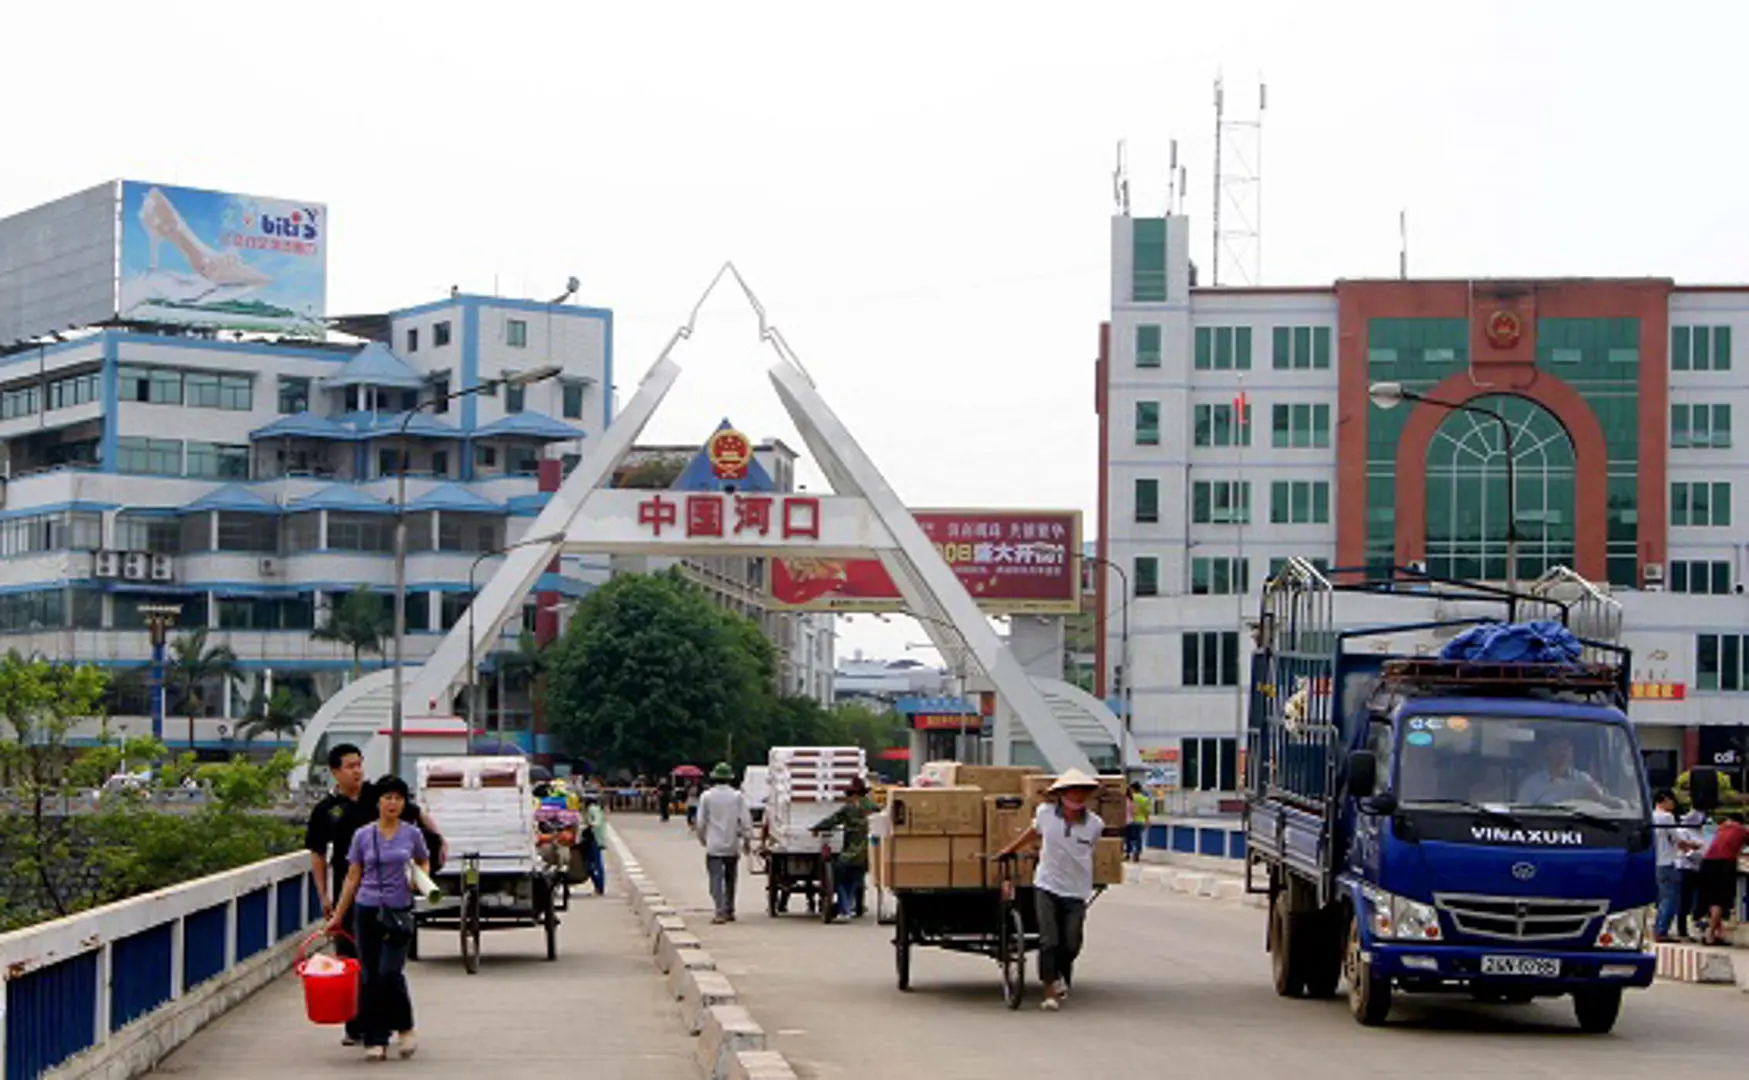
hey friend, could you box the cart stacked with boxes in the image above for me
[875,764,1125,1008]
[756,746,866,918]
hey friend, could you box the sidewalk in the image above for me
[149,870,698,1077]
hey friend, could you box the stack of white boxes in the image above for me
[763,746,867,855]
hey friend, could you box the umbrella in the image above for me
[470,739,526,757]
[671,764,704,779]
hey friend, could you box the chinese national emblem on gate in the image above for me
[707,427,752,480]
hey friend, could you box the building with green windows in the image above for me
[1098,214,1749,801]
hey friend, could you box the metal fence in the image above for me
[0,853,316,1079]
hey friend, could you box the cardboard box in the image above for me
[986,852,1038,889]
[926,764,1041,796]
[883,834,956,889]
[1093,836,1124,887]
[949,836,987,889]
[886,862,955,889]
[984,794,1035,854]
[888,787,984,836]
[1022,774,1057,801]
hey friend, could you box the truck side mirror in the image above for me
[1690,767,1722,813]
[1347,751,1378,799]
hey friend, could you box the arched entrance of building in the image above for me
[1424,394,1575,582]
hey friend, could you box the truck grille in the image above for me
[1433,893,1609,942]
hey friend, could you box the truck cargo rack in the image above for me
[1378,658,1622,693]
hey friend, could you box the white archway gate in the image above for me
[298,266,1094,780]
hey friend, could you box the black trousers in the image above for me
[1679,868,1703,936]
[353,905,415,1047]
[1034,888,1087,988]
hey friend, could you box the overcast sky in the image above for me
[6,0,1746,664]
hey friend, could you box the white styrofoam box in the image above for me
[422,787,535,865]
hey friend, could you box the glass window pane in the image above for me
[1272,404,1289,448]
[1273,327,1290,369]
[1194,404,1211,446]
[1193,482,1210,523]
[1671,405,1689,448]
[1715,404,1732,448]
[1693,327,1712,371]
[1182,632,1200,684]
[1271,481,1288,524]
[1713,562,1732,595]
[1313,326,1331,369]
[1293,327,1312,370]
[1195,328,1211,370]
[1714,482,1731,527]
[1191,558,1209,594]
[1725,635,1742,692]
[1698,635,1719,690]
[1292,481,1310,522]
[1235,327,1252,370]
[1717,325,1732,371]
[1672,326,1691,370]
[1292,404,1311,448]
[1215,327,1233,370]
[1313,482,1330,523]
[1671,483,1689,526]
[1313,403,1331,447]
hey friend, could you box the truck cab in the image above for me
[1244,563,1675,1034]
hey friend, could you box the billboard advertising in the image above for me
[119,181,325,336]
[768,509,1082,614]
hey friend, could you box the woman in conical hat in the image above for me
[997,768,1106,1011]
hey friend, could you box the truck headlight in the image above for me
[1363,886,1443,941]
[1595,907,1648,951]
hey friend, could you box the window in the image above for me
[1134,478,1159,523]
[1671,403,1732,448]
[1272,326,1332,370]
[277,376,310,414]
[1671,481,1732,527]
[1697,634,1749,692]
[215,513,278,553]
[1181,737,1238,792]
[118,366,186,405]
[1135,325,1162,369]
[116,437,182,476]
[1194,326,1252,371]
[438,513,505,552]
[506,445,540,475]
[476,445,498,469]
[1182,631,1240,687]
[283,513,321,553]
[1672,325,1732,372]
[430,377,450,414]
[47,372,99,411]
[505,383,525,414]
[400,389,418,412]
[0,512,102,558]
[218,596,313,631]
[435,321,452,347]
[506,319,528,348]
[185,442,250,480]
[1132,218,1167,302]
[1191,480,1251,524]
[115,514,181,554]
[1193,402,1250,447]
[1191,556,1249,595]
[326,513,394,553]
[440,591,478,630]
[1271,403,1331,448]
[1,384,40,419]
[1135,401,1160,446]
[431,450,450,477]
[1268,556,1330,580]
[562,382,585,419]
[1670,560,1731,595]
[405,592,432,632]
[1271,480,1331,524]
[378,449,401,477]
[1133,556,1159,597]
[406,328,419,353]
[184,373,250,411]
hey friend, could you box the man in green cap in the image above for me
[695,762,752,923]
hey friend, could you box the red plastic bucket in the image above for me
[296,931,361,1025]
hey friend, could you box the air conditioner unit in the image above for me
[123,553,149,581]
[150,554,175,582]
[1643,562,1665,583]
[258,556,282,578]
[94,551,121,578]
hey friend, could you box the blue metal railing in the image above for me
[5,953,97,1080]
[235,888,270,962]
[182,905,229,992]
[110,925,174,1033]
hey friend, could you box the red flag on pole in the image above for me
[1233,390,1249,429]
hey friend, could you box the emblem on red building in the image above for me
[1485,310,1522,349]
[707,427,752,480]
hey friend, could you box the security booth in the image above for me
[896,695,985,777]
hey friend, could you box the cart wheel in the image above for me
[543,881,560,962]
[821,859,838,924]
[894,895,912,992]
[460,887,482,975]
[999,902,1027,1010]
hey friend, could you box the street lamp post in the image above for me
[1369,381,1520,595]
[138,603,182,742]
[391,362,564,777]
[1077,554,1131,773]
[467,531,566,742]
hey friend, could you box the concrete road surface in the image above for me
[617,814,1749,1080]
[149,869,697,1078]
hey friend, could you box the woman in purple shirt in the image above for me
[328,775,430,1061]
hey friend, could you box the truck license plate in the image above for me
[1480,956,1560,977]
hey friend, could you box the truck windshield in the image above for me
[1395,714,1645,819]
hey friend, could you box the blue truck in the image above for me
[1244,562,1709,1033]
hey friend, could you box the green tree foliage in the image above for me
[312,586,392,674]
[165,630,242,749]
[237,686,314,743]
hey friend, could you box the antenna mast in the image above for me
[1167,139,1179,215]
[1213,75,1266,286]
[1113,139,1131,217]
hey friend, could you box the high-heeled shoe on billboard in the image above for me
[139,186,273,288]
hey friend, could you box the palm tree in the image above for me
[237,686,313,743]
[311,586,391,676]
[164,630,242,753]
[491,632,548,738]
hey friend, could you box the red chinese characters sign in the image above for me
[635,493,821,540]
[768,509,1081,615]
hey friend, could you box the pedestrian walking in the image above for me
[582,791,607,895]
[811,776,876,922]
[1678,806,1709,939]
[695,763,752,923]
[1699,815,1749,945]
[327,775,430,1062]
[996,769,1106,1012]
[656,775,674,823]
[1125,782,1149,862]
[685,782,702,828]
[1652,790,1699,942]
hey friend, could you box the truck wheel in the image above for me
[1269,893,1306,998]
[1301,909,1343,999]
[1345,911,1391,1026]
[1572,987,1622,1034]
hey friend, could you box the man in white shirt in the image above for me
[1516,734,1608,805]
[695,763,752,924]
[1652,789,1698,942]
[997,769,1105,1012]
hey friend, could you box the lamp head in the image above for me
[1368,381,1408,410]
[507,363,564,387]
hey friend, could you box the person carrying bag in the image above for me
[328,774,430,1062]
